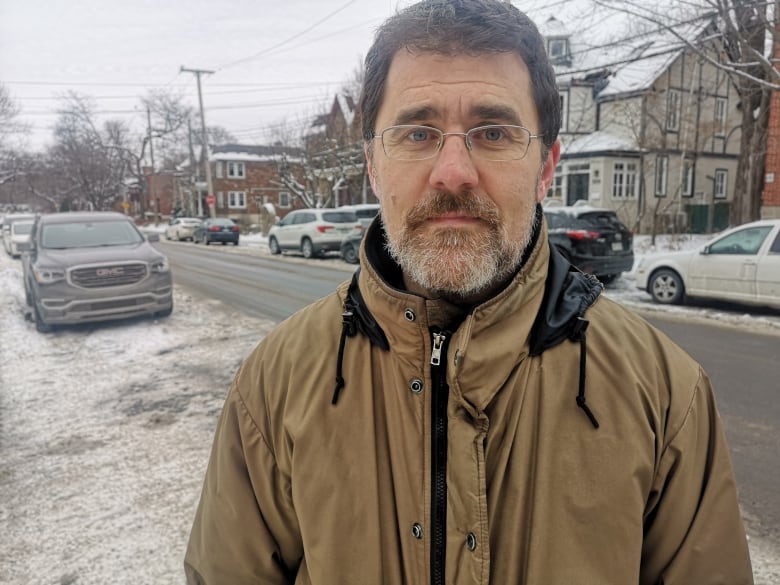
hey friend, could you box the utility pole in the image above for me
[180,66,216,218]
[187,117,201,217]
[146,105,160,224]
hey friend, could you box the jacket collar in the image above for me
[342,205,602,421]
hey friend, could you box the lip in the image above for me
[426,213,482,227]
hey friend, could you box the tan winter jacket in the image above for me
[185,217,753,585]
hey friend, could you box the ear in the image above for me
[536,140,561,203]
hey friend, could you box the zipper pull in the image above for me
[430,332,446,366]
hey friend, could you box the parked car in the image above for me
[2,212,36,255]
[635,219,780,309]
[543,203,634,283]
[164,217,202,241]
[193,218,240,245]
[20,211,173,333]
[268,208,362,259]
[340,228,365,264]
[8,219,34,258]
[337,203,380,228]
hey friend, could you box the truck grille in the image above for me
[70,263,148,288]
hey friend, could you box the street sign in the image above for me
[206,195,216,206]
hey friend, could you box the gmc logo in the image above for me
[96,267,125,277]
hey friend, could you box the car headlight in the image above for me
[150,257,170,273]
[33,266,66,284]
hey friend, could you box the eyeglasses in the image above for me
[373,124,542,162]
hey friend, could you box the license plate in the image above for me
[611,242,623,251]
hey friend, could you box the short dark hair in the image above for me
[359,0,561,151]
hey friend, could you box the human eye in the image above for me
[405,126,436,143]
[471,125,512,144]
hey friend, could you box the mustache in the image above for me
[404,191,501,230]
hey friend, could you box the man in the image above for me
[185,1,754,583]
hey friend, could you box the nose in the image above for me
[428,133,479,193]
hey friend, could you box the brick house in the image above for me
[177,144,306,230]
[761,21,780,220]
[544,15,743,233]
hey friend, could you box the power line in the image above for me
[215,0,358,71]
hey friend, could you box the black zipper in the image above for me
[430,330,449,585]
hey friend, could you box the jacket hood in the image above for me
[355,205,603,357]
[334,205,604,427]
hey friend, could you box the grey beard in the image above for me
[384,207,535,300]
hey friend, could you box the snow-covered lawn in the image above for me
[0,230,778,584]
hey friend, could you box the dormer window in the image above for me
[542,16,572,65]
[548,38,568,60]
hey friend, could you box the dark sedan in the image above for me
[543,204,634,284]
[193,218,240,245]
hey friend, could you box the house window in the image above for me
[216,191,224,208]
[548,38,568,60]
[215,162,223,178]
[228,191,247,209]
[227,162,246,179]
[559,92,568,131]
[278,191,291,208]
[666,89,680,131]
[714,97,727,136]
[549,171,564,199]
[612,162,637,199]
[714,169,728,199]
[682,160,694,197]
[655,155,669,196]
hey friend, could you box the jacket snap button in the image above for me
[412,523,424,539]
[466,532,477,551]
[409,378,424,394]
[404,308,416,322]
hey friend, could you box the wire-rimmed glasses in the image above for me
[373,124,542,162]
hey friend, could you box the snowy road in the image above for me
[1,239,778,584]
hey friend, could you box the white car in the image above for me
[2,212,36,255]
[337,203,380,228]
[8,219,34,258]
[164,217,202,241]
[268,208,362,259]
[635,219,780,309]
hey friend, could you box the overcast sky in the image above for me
[0,0,418,151]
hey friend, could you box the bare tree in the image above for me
[0,83,28,190]
[48,92,132,211]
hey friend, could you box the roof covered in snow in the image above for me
[562,130,645,155]
[527,1,715,98]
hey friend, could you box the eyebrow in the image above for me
[392,103,524,127]
[393,105,438,126]
[470,104,523,126]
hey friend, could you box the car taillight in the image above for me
[208,226,221,232]
[232,226,239,232]
[566,229,599,240]
[316,225,334,233]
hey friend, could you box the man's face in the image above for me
[366,50,560,301]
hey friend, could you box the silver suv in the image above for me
[268,208,362,258]
[21,211,173,332]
